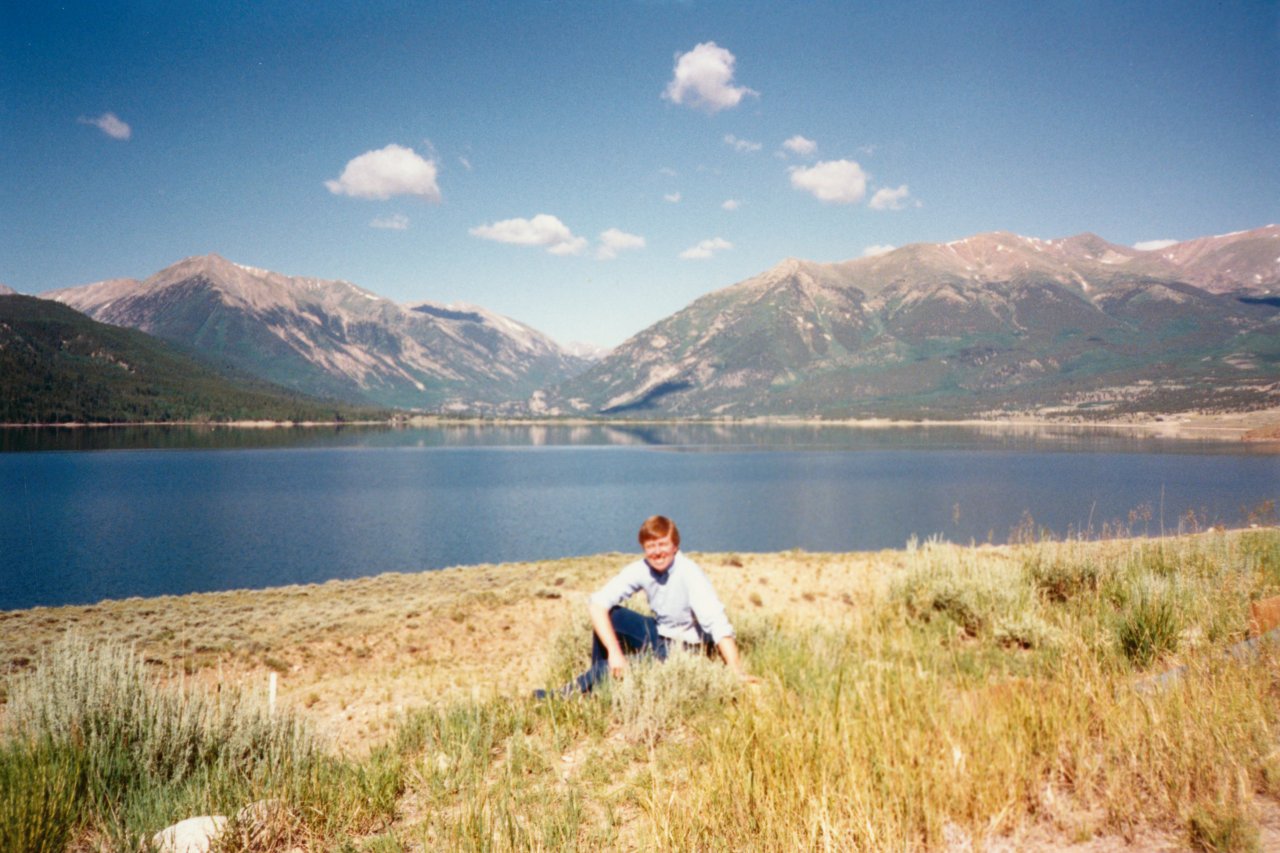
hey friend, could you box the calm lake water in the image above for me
[2,423,1276,611]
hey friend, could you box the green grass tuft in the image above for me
[1187,802,1261,853]
[0,737,85,853]
[1116,577,1182,668]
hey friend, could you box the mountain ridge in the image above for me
[0,294,384,424]
[35,224,1280,419]
[48,254,593,411]
[541,225,1279,418]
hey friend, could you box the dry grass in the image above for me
[0,548,891,750]
[0,554,599,745]
[3,531,1279,850]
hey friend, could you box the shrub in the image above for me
[993,614,1059,650]
[609,647,740,747]
[1024,547,1101,603]
[893,543,1057,649]
[536,610,595,693]
[4,635,317,788]
[1,634,321,848]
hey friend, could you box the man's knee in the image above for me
[609,607,659,650]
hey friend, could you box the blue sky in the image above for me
[3,1,1276,347]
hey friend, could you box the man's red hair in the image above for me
[638,515,680,548]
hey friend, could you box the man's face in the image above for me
[642,534,677,572]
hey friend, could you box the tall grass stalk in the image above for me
[0,736,85,853]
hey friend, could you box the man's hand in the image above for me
[716,635,759,685]
[590,601,630,679]
[608,650,629,678]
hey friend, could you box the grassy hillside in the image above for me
[2,529,1277,850]
[0,295,388,424]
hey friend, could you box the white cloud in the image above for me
[868,184,918,211]
[789,159,868,205]
[663,42,758,113]
[597,228,646,260]
[325,144,441,201]
[664,192,682,203]
[679,237,733,260]
[724,134,762,153]
[722,199,741,211]
[370,213,410,230]
[547,238,589,256]
[458,156,473,171]
[862,244,895,257]
[469,213,587,256]
[782,135,816,157]
[79,112,131,140]
[1134,238,1179,251]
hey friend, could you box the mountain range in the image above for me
[0,294,385,424]
[37,225,1280,419]
[541,225,1280,417]
[47,255,590,412]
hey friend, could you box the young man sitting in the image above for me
[541,515,752,697]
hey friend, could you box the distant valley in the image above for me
[23,224,1280,422]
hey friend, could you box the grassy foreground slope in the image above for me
[2,530,1278,850]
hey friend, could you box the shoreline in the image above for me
[2,405,1278,442]
[2,530,1275,746]
[5,522,1277,617]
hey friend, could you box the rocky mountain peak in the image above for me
[138,254,382,315]
[733,256,863,301]
[749,257,814,287]
[34,223,1276,419]
[149,252,237,284]
[1056,232,1118,253]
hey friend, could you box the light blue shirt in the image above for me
[589,551,735,645]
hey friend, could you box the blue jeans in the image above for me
[574,606,711,693]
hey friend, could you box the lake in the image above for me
[2,423,1276,611]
